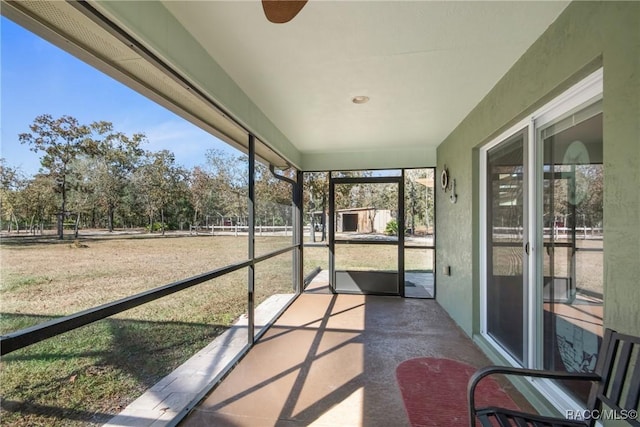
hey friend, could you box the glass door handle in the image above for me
[525,242,530,255]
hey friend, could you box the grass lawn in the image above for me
[0,231,295,427]
[0,230,433,426]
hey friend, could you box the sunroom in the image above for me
[0,1,638,426]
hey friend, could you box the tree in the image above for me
[19,115,99,239]
[332,170,370,212]
[0,159,21,231]
[16,174,57,234]
[205,149,249,223]
[0,161,58,234]
[303,172,329,242]
[255,163,293,227]
[189,167,215,229]
[405,169,434,235]
[91,123,145,231]
[303,171,375,241]
[134,150,188,235]
[578,165,603,231]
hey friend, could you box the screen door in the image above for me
[329,176,404,296]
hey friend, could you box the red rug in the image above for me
[396,357,520,426]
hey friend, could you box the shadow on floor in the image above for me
[180,293,506,426]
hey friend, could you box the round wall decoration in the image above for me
[440,168,449,191]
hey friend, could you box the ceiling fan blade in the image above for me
[262,0,308,24]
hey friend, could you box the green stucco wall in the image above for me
[436,1,639,338]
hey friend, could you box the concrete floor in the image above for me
[404,271,434,298]
[180,293,512,426]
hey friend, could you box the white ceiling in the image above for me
[162,1,569,159]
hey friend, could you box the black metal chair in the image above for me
[468,328,640,426]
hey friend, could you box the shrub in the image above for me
[385,219,398,236]
[145,221,168,232]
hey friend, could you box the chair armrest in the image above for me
[468,365,600,425]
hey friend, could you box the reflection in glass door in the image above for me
[486,130,528,364]
[540,107,603,403]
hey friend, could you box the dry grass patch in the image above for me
[0,232,294,426]
[0,232,430,426]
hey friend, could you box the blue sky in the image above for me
[1,16,228,176]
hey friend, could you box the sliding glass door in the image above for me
[539,103,604,403]
[481,69,603,407]
[485,130,528,364]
